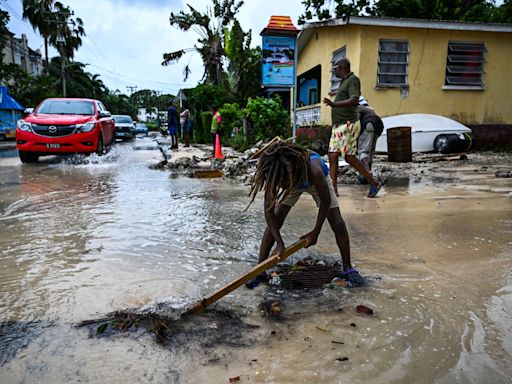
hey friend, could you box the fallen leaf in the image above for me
[229,376,241,383]
[96,323,108,334]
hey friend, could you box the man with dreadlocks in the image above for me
[245,141,366,289]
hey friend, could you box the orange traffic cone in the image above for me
[214,133,224,160]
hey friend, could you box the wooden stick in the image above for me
[249,136,282,160]
[186,239,308,314]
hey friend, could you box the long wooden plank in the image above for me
[186,239,307,314]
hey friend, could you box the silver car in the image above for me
[113,115,136,140]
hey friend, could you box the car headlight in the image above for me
[76,122,96,133]
[17,120,32,132]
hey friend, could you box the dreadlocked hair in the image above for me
[245,142,309,211]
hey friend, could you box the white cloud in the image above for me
[4,0,301,95]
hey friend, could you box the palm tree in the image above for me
[23,0,85,65]
[48,2,85,60]
[162,0,244,85]
[22,0,56,66]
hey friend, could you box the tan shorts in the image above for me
[281,175,339,208]
[328,121,361,156]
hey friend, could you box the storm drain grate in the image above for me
[273,257,343,289]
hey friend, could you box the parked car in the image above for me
[375,114,472,153]
[16,98,115,163]
[134,122,148,136]
[113,115,136,140]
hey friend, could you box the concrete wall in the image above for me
[298,23,512,126]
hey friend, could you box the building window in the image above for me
[444,41,486,89]
[377,40,409,88]
[329,46,346,94]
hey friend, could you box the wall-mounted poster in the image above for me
[261,35,295,87]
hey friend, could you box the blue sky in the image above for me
[2,0,301,96]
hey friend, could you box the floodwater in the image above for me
[0,140,511,384]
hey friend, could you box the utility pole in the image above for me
[45,9,72,97]
[57,35,66,96]
[126,85,137,96]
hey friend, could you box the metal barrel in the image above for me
[387,126,412,162]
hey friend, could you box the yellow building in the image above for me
[296,16,512,134]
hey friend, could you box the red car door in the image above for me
[97,101,115,145]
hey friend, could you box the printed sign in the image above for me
[261,36,295,87]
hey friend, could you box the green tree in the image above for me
[299,0,511,23]
[22,0,85,65]
[243,96,290,142]
[22,0,56,65]
[0,2,10,65]
[299,0,371,24]
[162,0,244,85]
[223,21,263,100]
[48,2,85,60]
[103,89,137,117]
[185,83,230,142]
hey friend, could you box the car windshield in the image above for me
[114,116,133,124]
[36,100,95,115]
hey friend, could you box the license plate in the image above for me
[46,143,60,148]
[117,132,125,136]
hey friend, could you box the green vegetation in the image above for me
[299,0,512,24]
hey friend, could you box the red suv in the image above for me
[16,98,115,163]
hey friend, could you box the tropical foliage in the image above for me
[22,0,85,64]
[299,0,512,24]
[163,0,244,85]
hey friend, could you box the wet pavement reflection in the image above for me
[0,139,511,383]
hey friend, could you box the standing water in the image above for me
[1,141,511,383]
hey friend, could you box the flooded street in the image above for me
[1,140,511,383]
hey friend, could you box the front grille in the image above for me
[115,126,133,133]
[32,124,76,137]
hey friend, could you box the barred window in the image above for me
[329,46,346,94]
[377,40,409,87]
[445,41,486,88]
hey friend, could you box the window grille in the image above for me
[445,41,486,88]
[377,40,409,87]
[329,46,346,94]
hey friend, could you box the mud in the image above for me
[0,139,511,383]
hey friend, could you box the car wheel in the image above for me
[96,134,105,156]
[19,151,39,163]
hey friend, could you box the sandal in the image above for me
[368,177,384,198]
[341,268,368,287]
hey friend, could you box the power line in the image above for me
[87,63,189,87]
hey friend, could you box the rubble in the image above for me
[150,140,512,188]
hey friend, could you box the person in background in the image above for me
[357,96,384,184]
[167,99,179,149]
[180,102,191,148]
[210,105,222,156]
[323,57,383,198]
[244,141,367,289]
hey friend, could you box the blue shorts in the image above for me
[168,127,177,135]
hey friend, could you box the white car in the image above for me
[376,114,472,153]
